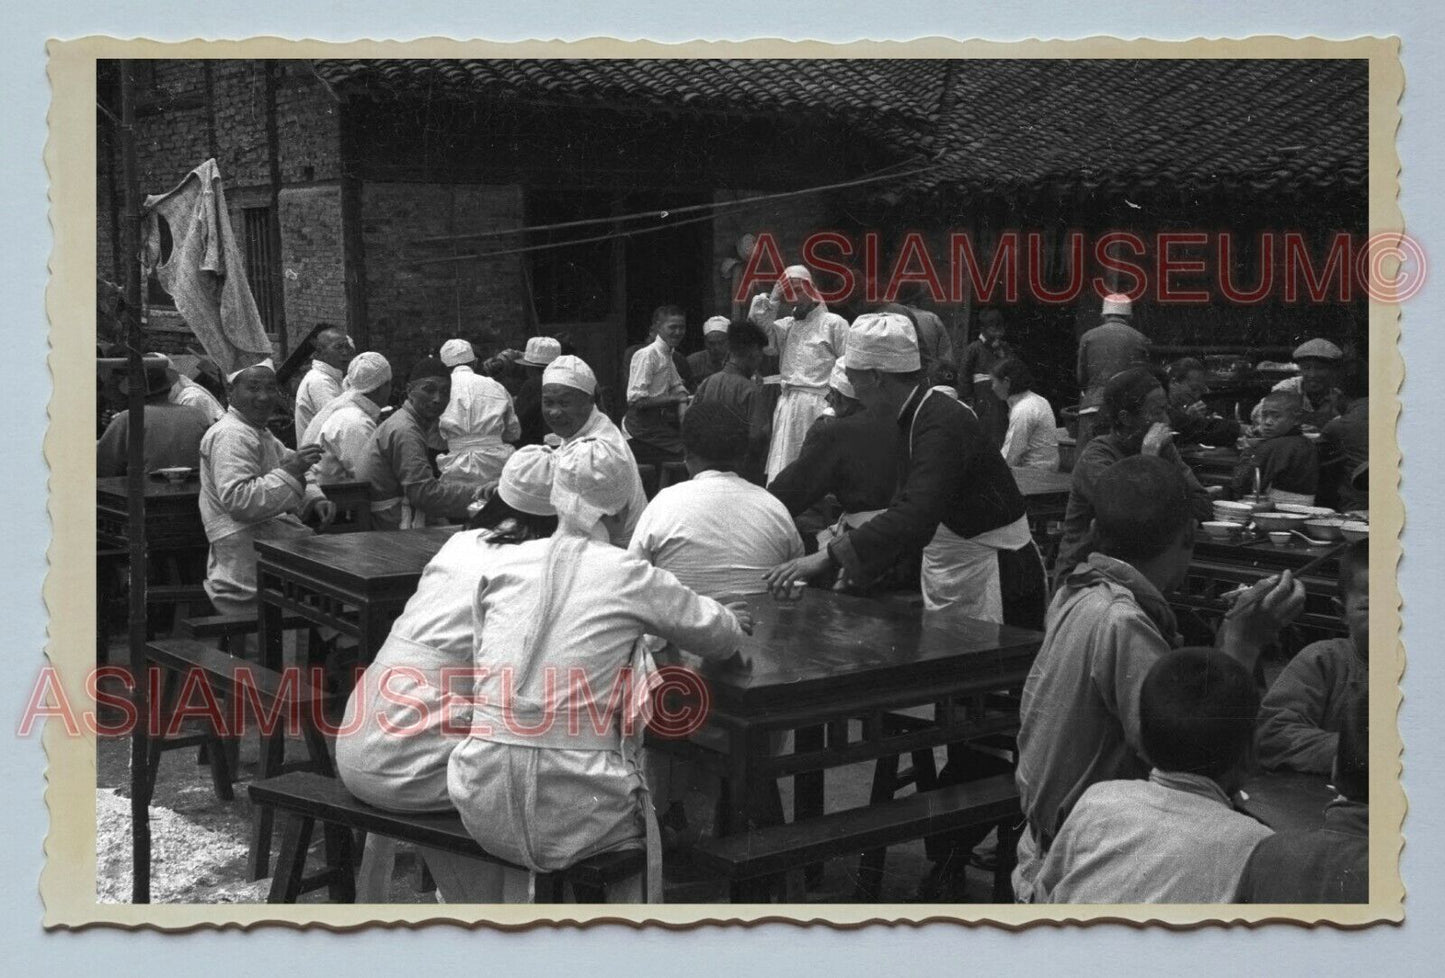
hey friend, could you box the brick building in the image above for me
[97,58,1368,410]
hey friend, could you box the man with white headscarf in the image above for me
[539,354,649,547]
[293,325,356,438]
[200,358,335,620]
[686,315,733,387]
[748,264,849,480]
[447,440,754,903]
[436,338,521,490]
[300,352,393,485]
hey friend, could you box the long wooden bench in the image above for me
[179,611,310,643]
[248,771,649,904]
[143,639,335,879]
[692,774,1023,902]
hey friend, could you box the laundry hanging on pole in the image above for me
[141,158,274,377]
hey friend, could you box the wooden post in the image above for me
[118,58,152,904]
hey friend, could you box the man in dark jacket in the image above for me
[764,310,1046,627]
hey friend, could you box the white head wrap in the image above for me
[343,351,392,394]
[541,354,597,395]
[781,264,815,286]
[440,339,476,367]
[829,355,856,400]
[521,336,563,367]
[497,445,557,516]
[1101,293,1133,318]
[226,357,276,384]
[845,313,921,373]
[702,316,731,337]
[551,438,633,534]
[1292,338,1344,361]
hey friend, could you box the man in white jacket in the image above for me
[436,338,521,490]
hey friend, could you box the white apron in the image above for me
[765,385,829,481]
[438,435,516,491]
[908,387,1034,620]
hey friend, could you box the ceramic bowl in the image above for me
[1303,519,1345,542]
[1212,500,1254,525]
[1236,494,1276,514]
[1339,521,1370,543]
[1268,531,1292,547]
[1252,512,1309,532]
[153,466,194,484]
[1202,521,1244,540]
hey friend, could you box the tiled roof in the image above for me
[311,58,1369,198]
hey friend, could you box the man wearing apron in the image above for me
[763,310,1047,897]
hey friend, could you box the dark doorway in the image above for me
[621,193,711,357]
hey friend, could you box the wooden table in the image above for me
[96,475,205,552]
[1010,466,1073,501]
[1011,466,1073,571]
[254,525,459,669]
[1236,771,1337,834]
[659,588,1043,836]
[1179,445,1240,489]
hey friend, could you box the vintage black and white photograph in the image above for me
[47,38,1401,924]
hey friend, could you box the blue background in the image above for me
[2,3,1440,972]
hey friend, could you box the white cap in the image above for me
[781,264,814,285]
[497,445,557,517]
[344,352,392,394]
[1102,293,1133,317]
[226,357,275,384]
[702,316,731,336]
[551,438,633,533]
[1292,338,1344,361]
[521,336,563,367]
[845,313,921,373]
[829,355,855,400]
[541,354,597,395]
[440,339,476,367]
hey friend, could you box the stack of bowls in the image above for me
[1212,500,1255,525]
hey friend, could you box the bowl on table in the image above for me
[1267,531,1292,547]
[1303,519,1345,542]
[152,466,195,484]
[1202,521,1245,541]
[1236,494,1275,514]
[1339,521,1370,543]
[1212,500,1255,525]
[1252,512,1309,532]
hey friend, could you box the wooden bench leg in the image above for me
[266,812,314,903]
[322,821,357,903]
[355,835,396,902]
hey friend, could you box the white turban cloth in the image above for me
[845,313,921,373]
[551,437,633,534]
[343,351,392,394]
[702,316,731,336]
[440,338,476,367]
[497,445,557,517]
[225,357,275,384]
[542,354,598,395]
[829,355,856,400]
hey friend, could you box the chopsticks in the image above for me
[1216,540,1349,603]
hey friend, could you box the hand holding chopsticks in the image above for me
[1216,569,1307,673]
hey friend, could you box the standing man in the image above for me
[624,305,691,465]
[748,265,849,481]
[687,316,733,388]
[360,357,483,530]
[200,359,334,620]
[541,354,649,547]
[958,309,1014,448]
[294,324,356,439]
[513,336,563,447]
[764,311,1046,626]
[1076,293,1149,447]
[694,320,771,484]
[300,352,393,486]
[436,338,521,490]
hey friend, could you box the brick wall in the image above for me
[278,186,347,348]
[710,188,832,319]
[359,182,526,380]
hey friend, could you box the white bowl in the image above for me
[1202,521,1243,540]
[1213,501,1254,525]
[1277,503,1336,518]
[152,466,194,484]
[1268,531,1292,547]
[1339,521,1369,543]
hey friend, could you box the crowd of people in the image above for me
[97,262,1372,905]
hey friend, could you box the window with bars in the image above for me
[242,206,281,336]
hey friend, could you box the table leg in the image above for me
[249,588,286,880]
[793,724,825,888]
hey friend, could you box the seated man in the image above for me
[541,354,649,548]
[1237,690,1369,903]
[1256,539,1368,773]
[629,399,804,599]
[301,352,392,485]
[1234,390,1319,505]
[1165,357,1240,446]
[624,304,691,465]
[694,319,772,484]
[293,324,355,438]
[1253,337,1347,431]
[1037,648,1272,903]
[687,315,732,388]
[436,338,521,490]
[97,360,211,477]
[512,336,562,447]
[199,359,334,620]
[360,357,483,530]
[1055,367,1214,586]
[1013,454,1304,901]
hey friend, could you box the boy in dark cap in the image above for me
[360,357,483,529]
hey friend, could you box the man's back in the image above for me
[628,470,803,597]
[1235,799,1368,903]
[97,402,210,477]
[1078,322,1149,402]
